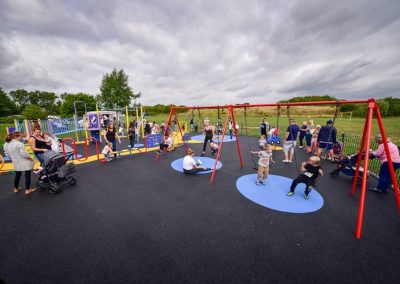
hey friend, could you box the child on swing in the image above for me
[287,156,323,199]
[251,144,274,186]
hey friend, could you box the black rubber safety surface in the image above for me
[1,137,400,283]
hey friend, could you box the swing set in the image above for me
[164,99,399,239]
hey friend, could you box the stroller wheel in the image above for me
[49,185,61,194]
[36,181,47,192]
[66,176,76,185]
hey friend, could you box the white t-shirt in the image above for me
[183,155,197,170]
[166,136,173,146]
[258,151,272,167]
[102,145,112,155]
[259,138,267,147]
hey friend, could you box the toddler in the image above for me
[251,144,274,186]
[102,142,115,162]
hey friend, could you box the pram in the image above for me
[36,150,77,194]
[330,152,374,182]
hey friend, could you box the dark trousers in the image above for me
[229,129,233,139]
[129,134,135,148]
[377,162,400,191]
[299,133,306,146]
[305,133,312,147]
[14,170,32,189]
[184,168,209,174]
[159,143,170,150]
[202,135,213,152]
[290,175,315,194]
[110,140,117,158]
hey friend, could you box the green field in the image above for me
[143,114,400,145]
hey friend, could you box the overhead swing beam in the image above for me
[169,99,399,240]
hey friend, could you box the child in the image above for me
[251,144,274,186]
[43,133,60,152]
[258,134,267,150]
[210,141,219,155]
[102,142,115,162]
[268,125,278,140]
[287,156,323,199]
[157,132,174,153]
[310,125,321,154]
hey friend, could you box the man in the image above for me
[260,118,269,137]
[317,120,337,161]
[283,119,300,163]
[369,134,400,193]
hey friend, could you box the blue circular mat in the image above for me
[236,174,324,213]
[191,135,236,142]
[171,156,223,174]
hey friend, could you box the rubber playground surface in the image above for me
[1,136,400,283]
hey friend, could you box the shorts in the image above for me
[283,141,296,153]
[319,142,334,150]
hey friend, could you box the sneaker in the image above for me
[299,146,303,149]
[288,160,293,163]
[255,181,261,186]
[201,153,205,157]
[369,187,382,193]
[287,191,294,196]
[259,180,265,186]
[197,159,202,165]
[282,159,289,163]
[156,150,162,153]
[304,193,310,199]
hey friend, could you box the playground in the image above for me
[0,99,400,283]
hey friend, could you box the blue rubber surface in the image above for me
[171,156,223,174]
[236,174,324,213]
[191,135,236,142]
[127,144,145,148]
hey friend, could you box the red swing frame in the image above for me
[168,99,399,239]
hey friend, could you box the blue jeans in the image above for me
[305,134,312,147]
[377,162,400,191]
[108,140,117,158]
[35,153,44,166]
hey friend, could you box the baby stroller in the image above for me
[330,152,374,183]
[36,150,77,194]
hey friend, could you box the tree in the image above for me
[98,68,135,109]
[60,93,97,117]
[385,97,400,116]
[22,104,48,120]
[376,99,389,117]
[9,89,30,111]
[0,87,18,116]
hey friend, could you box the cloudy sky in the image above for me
[0,0,399,105]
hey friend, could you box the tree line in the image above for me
[0,68,141,122]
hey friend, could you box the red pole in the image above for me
[230,105,244,168]
[351,113,370,196]
[374,105,400,212]
[210,108,231,184]
[355,100,374,239]
[173,111,188,154]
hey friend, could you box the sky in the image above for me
[0,0,399,106]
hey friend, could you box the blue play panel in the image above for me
[190,135,236,142]
[236,174,324,214]
[171,156,223,174]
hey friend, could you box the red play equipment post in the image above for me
[169,99,399,239]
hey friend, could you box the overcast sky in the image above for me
[0,0,399,105]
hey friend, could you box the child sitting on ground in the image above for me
[102,142,115,162]
[251,144,274,186]
[287,156,323,199]
[157,132,174,153]
[258,134,267,150]
[210,141,219,155]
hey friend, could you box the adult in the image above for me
[201,120,214,156]
[305,119,315,153]
[183,148,211,174]
[369,134,400,193]
[282,119,300,163]
[144,120,151,135]
[28,126,50,166]
[6,132,36,195]
[317,120,337,161]
[189,116,194,132]
[127,121,136,148]
[228,118,233,140]
[103,122,121,159]
[260,118,269,137]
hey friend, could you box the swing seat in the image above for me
[268,136,282,145]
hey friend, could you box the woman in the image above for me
[183,148,211,174]
[28,126,50,166]
[127,121,136,148]
[201,121,214,156]
[103,122,121,158]
[369,134,400,193]
[6,132,36,194]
